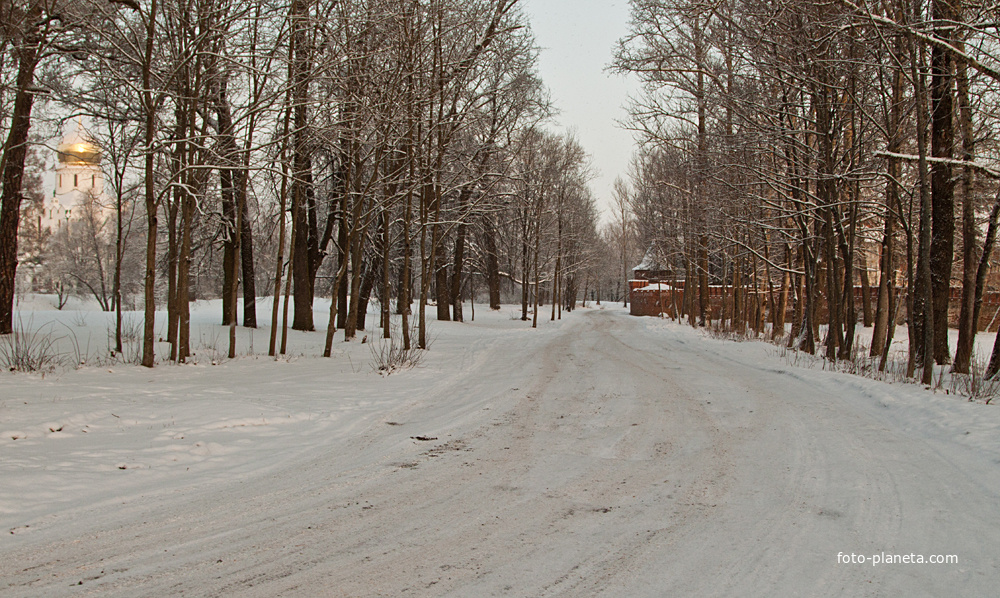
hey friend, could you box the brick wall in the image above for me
[629,284,1000,332]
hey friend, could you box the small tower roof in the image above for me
[57,119,100,165]
[632,246,663,272]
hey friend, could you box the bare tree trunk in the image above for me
[114,169,125,354]
[382,207,391,339]
[401,187,412,350]
[798,238,818,355]
[841,186,859,360]
[790,245,803,346]
[954,33,978,374]
[356,254,378,331]
[418,176,435,349]
[978,197,1000,378]
[141,0,160,368]
[228,160,242,359]
[175,95,196,363]
[290,160,317,331]
[532,214,541,329]
[860,262,873,327]
[912,38,936,385]
[929,0,957,366]
[269,99,292,356]
[774,244,790,340]
[280,164,298,355]
[177,184,195,362]
[435,243,451,321]
[323,248,349,356]
[733,258,742,332]
[289,0,316,332]
[452,220,467,322]
[871,201,895,357]
[239,185,256,327]
[482,213,501,310]
[694,16,708,327]
[344,213,366,340]
[335,192,349,329]
[165,106,187,361]
[551,211,561,322]
[217,74,240,328]
[873,66,902,357]
[0,4,42,334]
[165,181,179,361]
[221,190,237,325]
[521,208,530,320]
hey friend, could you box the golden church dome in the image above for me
[57,122,101,165]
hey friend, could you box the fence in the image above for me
[629,282,1000,332]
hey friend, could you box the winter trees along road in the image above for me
[0,0,613,365]
[614,0,1000,380]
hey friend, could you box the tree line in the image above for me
[614,0,1000,382]
[0,0,614,367]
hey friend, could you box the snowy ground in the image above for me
[1,300,998,596]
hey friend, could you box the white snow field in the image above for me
[1,301,999,596]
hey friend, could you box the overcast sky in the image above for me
[519,0,640,222]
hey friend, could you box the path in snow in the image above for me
[2,309,997,596]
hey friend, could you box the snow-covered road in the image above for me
[2,308,998,596]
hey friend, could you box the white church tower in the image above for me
[42,119,105,232]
